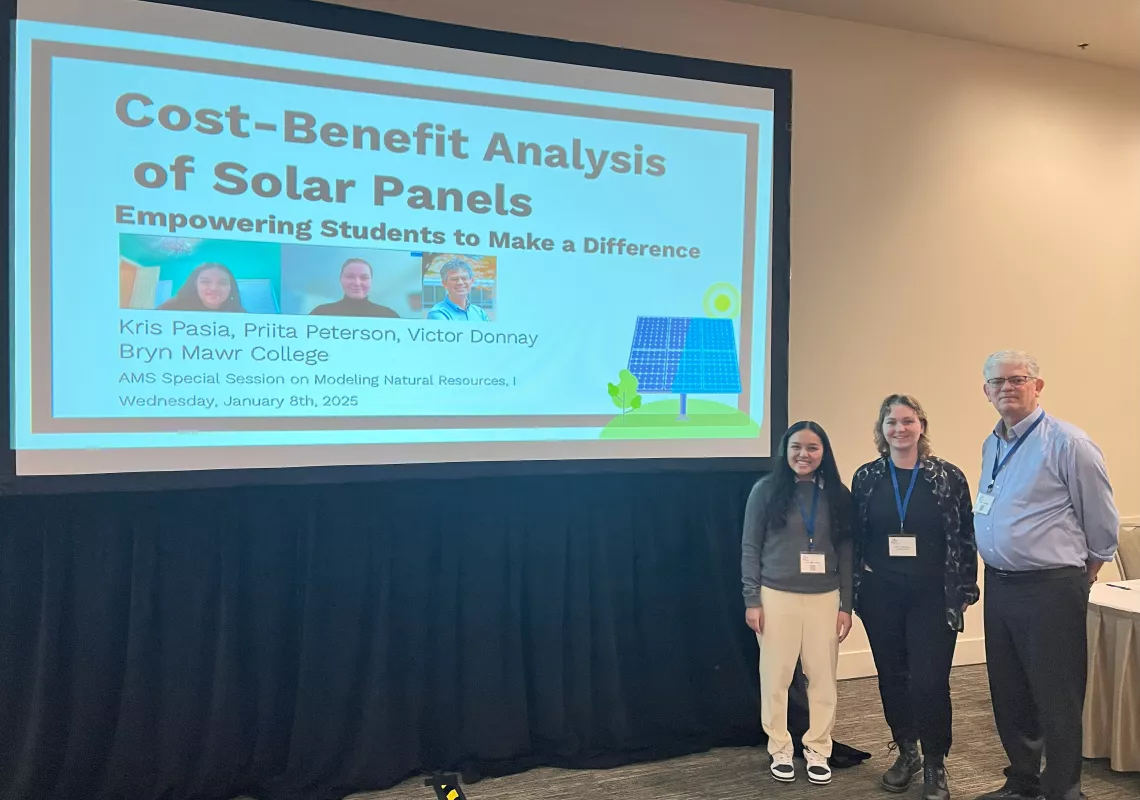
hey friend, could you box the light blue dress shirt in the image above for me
[975,407,1118,571]
[426,297,489,322]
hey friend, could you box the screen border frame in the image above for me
[0,0,791,495]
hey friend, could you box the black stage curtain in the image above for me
[0,470,865,800]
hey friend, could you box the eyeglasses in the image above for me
[986,376,1034,388]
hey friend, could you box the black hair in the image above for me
[761,420,852,542]
[158,262,245,313]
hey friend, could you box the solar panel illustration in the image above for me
[626,316,742,395]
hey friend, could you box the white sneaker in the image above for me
[769,743,796,782]
[804,747,832,785]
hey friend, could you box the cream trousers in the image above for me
[756,586,840,757]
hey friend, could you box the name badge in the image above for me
[975,493,995,515]
[800,552,826,574]
[888,536,918,557]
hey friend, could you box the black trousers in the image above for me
[858,570,958,758]
[984,567,1089,800]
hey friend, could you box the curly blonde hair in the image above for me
[874,394,932,459]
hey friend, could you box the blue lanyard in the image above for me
[794,479,821,551]
[888,460,920,533]
[988,412,1046,490]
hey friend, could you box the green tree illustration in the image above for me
[607,369,642,421]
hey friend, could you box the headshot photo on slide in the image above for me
[118,234,283,314]
[278,244,423,319]
[421,253,497,322]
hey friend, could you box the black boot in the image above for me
[922,759,950,800]
[881,741,921,793]
[973,787,1041,800]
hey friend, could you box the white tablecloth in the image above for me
[1083,579,1140,772]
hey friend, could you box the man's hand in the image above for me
[746,606,764,635]
[837,611,853,643]
[1087,560,1105,584]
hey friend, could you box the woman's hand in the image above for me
[837,611,853,643]
[746,606,764,635]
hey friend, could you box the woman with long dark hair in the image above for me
[851,395,978,800]
[742,421,854,786]
[158,263,246,312]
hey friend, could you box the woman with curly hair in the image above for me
[851,394,979,800]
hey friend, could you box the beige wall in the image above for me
[333,0,1140,675]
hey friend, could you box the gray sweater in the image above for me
[741,478,854,611]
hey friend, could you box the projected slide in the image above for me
[10,0,778,475]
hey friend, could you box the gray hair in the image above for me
[983,350,1040,378]
[438,259,474,282]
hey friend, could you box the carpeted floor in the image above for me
[238,665,1139,800]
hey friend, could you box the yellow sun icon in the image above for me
[703,282,741,319]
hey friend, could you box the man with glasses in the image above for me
[427,259,489,322]
[974,350,1118,800]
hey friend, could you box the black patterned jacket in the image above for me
[850,456,980,632]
